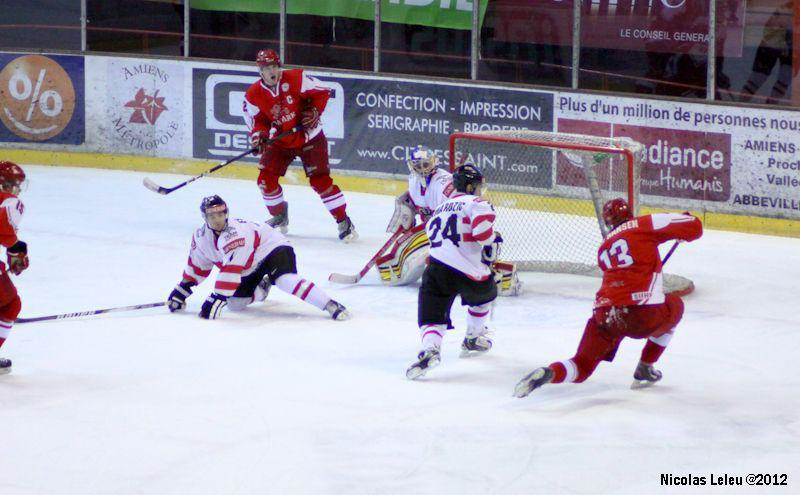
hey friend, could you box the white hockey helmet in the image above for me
[407,145,438,178]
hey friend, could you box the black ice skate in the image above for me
[253,275,272,303]
[513,366,554,398]
[631,361,663,389]
[324,300,350,321]
[460,335,492,357]
[267,205,289,233]
[0,357,11,375]
[406,348,441,380]
[337,216,358,243]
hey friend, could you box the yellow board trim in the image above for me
[5,148,800,238]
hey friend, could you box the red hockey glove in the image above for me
[7,240,28,275]
[300,106,321,129]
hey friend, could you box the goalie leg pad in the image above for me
[493,261,522,297]
[376,226,429,286]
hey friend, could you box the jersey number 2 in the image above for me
[599,239,634,269]
[428,214,460,248]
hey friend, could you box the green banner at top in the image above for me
[191,0,488,31]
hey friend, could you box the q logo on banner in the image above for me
[0,55,76,141]
[661,0,687,8]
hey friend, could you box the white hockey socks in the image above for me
[0,318,11,348]
[466,303,492,338]
[275,273,331,310]
[420,324,445,350]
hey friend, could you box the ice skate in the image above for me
[337,216,358,243]
[631,361,662,389]
[406,348,441,380]
[253,275,272,303]
[267,205,289,233]
[460,335,492,357]
[324,300,350,321]
[0,357,11,375]
[513,366,554,398]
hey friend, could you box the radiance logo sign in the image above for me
[0,54,85,143]
[107,60,183,154]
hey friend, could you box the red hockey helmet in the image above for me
[0,161,26,195]
[602,198,632,229]
[256,49,281,67]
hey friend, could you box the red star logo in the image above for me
[125,88,168,125]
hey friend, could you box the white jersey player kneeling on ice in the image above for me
[167,195,349,321]
[379,145,520,296]
[406,164,502,380]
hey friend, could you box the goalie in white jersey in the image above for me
[379,146,519,296]
[167,195,349,320]
[406,164,502,380]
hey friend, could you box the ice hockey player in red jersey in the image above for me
[406,164,502,380]
[243,48,357,242]
[513,198,703,397]
[166,195,349,321]
[0,161,29,375]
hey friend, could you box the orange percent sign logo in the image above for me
[0,55,76,141]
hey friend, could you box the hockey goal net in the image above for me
[449,130,693,295]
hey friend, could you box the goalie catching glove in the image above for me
[300,106,321,129]
[199,293,227,319]
[481,232,503,266]
[386,192,416,233]
[6,240,29,275]
[167,280,195,312]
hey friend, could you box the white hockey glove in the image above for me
[199,293,227,319]
[167,280,195,312]
[481,232,503,267]
[386,192,416,233]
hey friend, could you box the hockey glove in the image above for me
[250,131,266,155]
[167,280,195,312]
[481,233,503,267]
[386,192,416,233]
[7,240,29,275]
[199,293,227,320]
[300,106,321,129]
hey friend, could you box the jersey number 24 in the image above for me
[599,239,634,269]
[427,214,460,248]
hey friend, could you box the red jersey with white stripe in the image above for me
[181,218,291,298]
[408,168,455,221]
[0,191,24,271]
[426,193,496,281]
[595,213,702,308]
[243,68,331,149]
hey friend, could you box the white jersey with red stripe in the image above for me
[0,191,24,272]
[426,193,496,281]
[408,168,455,220]
[181,218,291,297]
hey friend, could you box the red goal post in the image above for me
[448,130,693,295]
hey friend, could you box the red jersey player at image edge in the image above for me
[242,48,357,242]
[513,198,703,397]
[0,161,30,375]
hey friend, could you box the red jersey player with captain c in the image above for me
[243,49,357,242]
[514,198,703,396]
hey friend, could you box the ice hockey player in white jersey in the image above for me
[167,195,349,320]
[406,163,502,379]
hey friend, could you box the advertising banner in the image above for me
[0,53,84,144]
[555,92,800,219]
[102,58,186,156]
[190,0,489,31]
[493,0,746,57]
[192,68,553,178]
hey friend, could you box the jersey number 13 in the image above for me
[599,239,634,269]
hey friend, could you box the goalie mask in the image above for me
[200,195,229,232]
[407,145,438,178]
[602,198,632,230]
[0,161,27,196]
[453,163,484,195]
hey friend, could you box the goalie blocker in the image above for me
[375,226,522,296]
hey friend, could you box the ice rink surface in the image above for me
[1,165,798,495]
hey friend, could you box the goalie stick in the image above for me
[17,302,166,324]
[328,228,416,284]
[142,125,303,195]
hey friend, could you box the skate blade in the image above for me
[630,379,658,390]
[341,231,359,243]
[333,309,351,321]
[406,357,440,380]
[459,348,489,358]
[512,381,533,398]
[0,368,11,376]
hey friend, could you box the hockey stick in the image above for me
[16,302,166,324]
[661,240,680,265]
[328,228,416,284]
[142,125,303,195]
